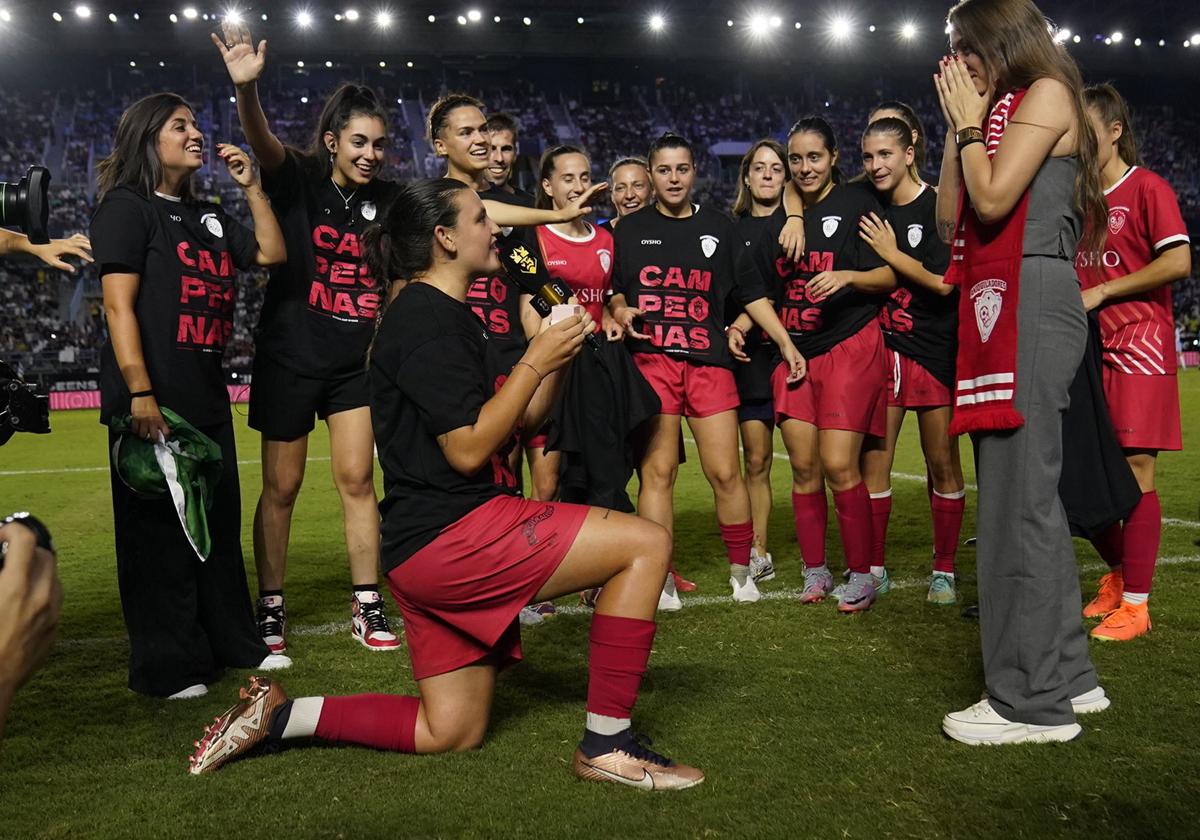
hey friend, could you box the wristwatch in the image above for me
[955,126,985,149]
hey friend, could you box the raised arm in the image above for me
[211,22,286,174]
[483,182,607,228]
[216,143,285,265]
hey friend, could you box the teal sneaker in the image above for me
[927,572,957,605]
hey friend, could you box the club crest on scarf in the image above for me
[970,279,1006,343]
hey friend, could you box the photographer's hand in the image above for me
[0,522,62,741]
[0,230,93,273]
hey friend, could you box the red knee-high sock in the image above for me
[869,490,892,569]
[792,491,828,568]
[719,520,754,567]
[586,614,657,721]
[833,483,873,575]
[314,694,420,752]
[1091,521,1125,570]
[931,490,966,574]
[1120,491,1161,595]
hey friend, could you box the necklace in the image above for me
[330,177,358,210]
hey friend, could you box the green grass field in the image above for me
[1,375,1198,839]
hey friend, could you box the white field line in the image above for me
[54,553,1200,650]
[0,456,332,477]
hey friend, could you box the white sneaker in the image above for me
[257,653,293,671]
[942,699,1082,745]
[167,684,208,700]
[518,605,546,626]
[658,577,682,612]
[749,549,776,583]
[730,573,761,603]
[1071,686,1110,714]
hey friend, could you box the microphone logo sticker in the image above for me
[699,235,719,258]
[508,244,539,275]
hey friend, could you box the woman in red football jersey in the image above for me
[1077,83,1192,641]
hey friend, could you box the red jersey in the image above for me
[1076,166,1190,375]
[535,223,614,332]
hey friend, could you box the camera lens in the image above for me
[0,165,51,245]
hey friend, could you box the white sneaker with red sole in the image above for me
[351,591,401,651]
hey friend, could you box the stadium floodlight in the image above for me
[577,16,585,24]
[830,14,853,41]
[132,12,138,19]
[901,22,917,39]
[1053,27,1070,43]
[769,15,782,28]
[182,6,198,20]
[748,13,770,37]
[406,60,413,66]
[1158,39,1165,46]
[168,12,177,22]
[794,21,801,29]
[344,8,359,21]
[0,8,11,22]
[324,59,332,66]
[229,96,236,103]
[375,10,392,28]
[1104,37,1112,45]
[1134,37,1142,46]
[223,8,243,25]
[522,16,531,25]
[261,13,267,20]
[494,15,500,22]
[1073,34,1081,43]
[74,4,91,18]
[296,10,313,28]
[649,13,666,32]
[1193,33,1200,43]
[107,12,116,22]
[334,13,342,20]
[456,15,466,25]
[129,60,136,66]
[1186,40,1192,48]
[300,95,308,104]
[467,9,482,22]
[296,59,304,66]
[1110,31,1123,43]
[427,14,435,22]
[378,60,385,67]
[868,24,876,32]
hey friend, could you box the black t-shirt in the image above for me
[91,187,258,427]
[370,282,515,571]
[257,150,400,379]
[482,184,535,208]
[612,204,763,368]
[731,212,777,401]
[877,185,957,387]
[469,188,532,392]
[756,186,887,358]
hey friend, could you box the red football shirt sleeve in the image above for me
[1143,176,1190,254]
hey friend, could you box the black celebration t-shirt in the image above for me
[370,282,514,571]
[256,150,400,379]
[756,185,888,358]
[877,184,957,387]
[730,212,778,401]
[91,186,258,427]
[612,204,763,368]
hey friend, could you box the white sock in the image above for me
[282,696,325,739]
[586,712,630,736]
[870,565,886,578]
[932,488,966,500]
[869,489,893,500]
[1122,592,1149,606]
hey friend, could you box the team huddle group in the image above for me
[72,0,1191,792]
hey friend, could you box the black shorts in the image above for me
[737,398,775,425]
[248,352,369,441]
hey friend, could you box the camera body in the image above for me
[0,165,51,245]
[0,361,50,446]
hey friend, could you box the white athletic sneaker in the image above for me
[257,653,293,671]
[1070,686,1110,714]
[658,576,682,612]
[749,549,776,583]
[168,684,208,700]
[730,573,761,603]
[518,605,546,626]
[942,699,1082,745]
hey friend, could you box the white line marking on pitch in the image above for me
[0,455,333,477]
[54,554,1200,649]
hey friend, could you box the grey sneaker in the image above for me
[840,566,890,594]
[927,572,957,605]
[836,572,876,613]
[749,549,776,583]
[799,565,834,604]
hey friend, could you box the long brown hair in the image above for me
[948,0,1106,253]
[535,144,588,210]
[299,83,389,180]
[1084,83,1142,168]
[863,118,921,186]
[871,100,929,171]
[732,139,787,217]
[96,93,198,202]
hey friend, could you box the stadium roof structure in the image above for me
[0,0,1198,72]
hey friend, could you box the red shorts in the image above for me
[1102,367,1182,451]
[886,350,953,408]
[773,321,888,436]
[632,353,739,418]
[385,495,589,681]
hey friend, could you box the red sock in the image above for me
[931,490,966,574]
[719,520,754,567]
[833,483,872,575]
[791,491,828,568]
[587,613,657,719]
[869,491,892,568]
[1120,491,1161,594]
[1091,521,1124,570]
[314,694,420,752]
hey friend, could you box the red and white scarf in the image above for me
[945,89,1029,435]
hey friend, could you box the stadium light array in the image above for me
[132,12,139,19]
[324,59,332,66]
[182,6,198,20]
[223,8,243,25]
[467,9,482,22]
[1073,34,1081,43]
[748,13,770,37]
[901,21,917,39]
[577,16,585,24]
[494,15,501,22]
[406,60,413,66]
[769,15,782,28]
[456,15,466,25]
[1110,31,1123,43]
[1134,37,1142,46]
[794,21,801,29]
[296,10,313,27]
[427,14,435,22]
[649,13,666,32]
[74,4,90,18]
[1193,33,1200,43]
[830,13,853,41]
[296,59,304,66]
[168,12,177,23]
[0,9,10,23]
[378,60,385,67]
[1053,27,1070,43]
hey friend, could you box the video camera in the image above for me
[0,165,51,245]
[0,361,50,447]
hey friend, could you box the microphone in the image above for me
[496,229,601,351]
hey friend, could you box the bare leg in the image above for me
[326,407,379,587]
[739,418,775,554]
[253,436,308,592]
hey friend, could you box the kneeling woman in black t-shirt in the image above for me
[91,93,288,698]
[189,180,705,791]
